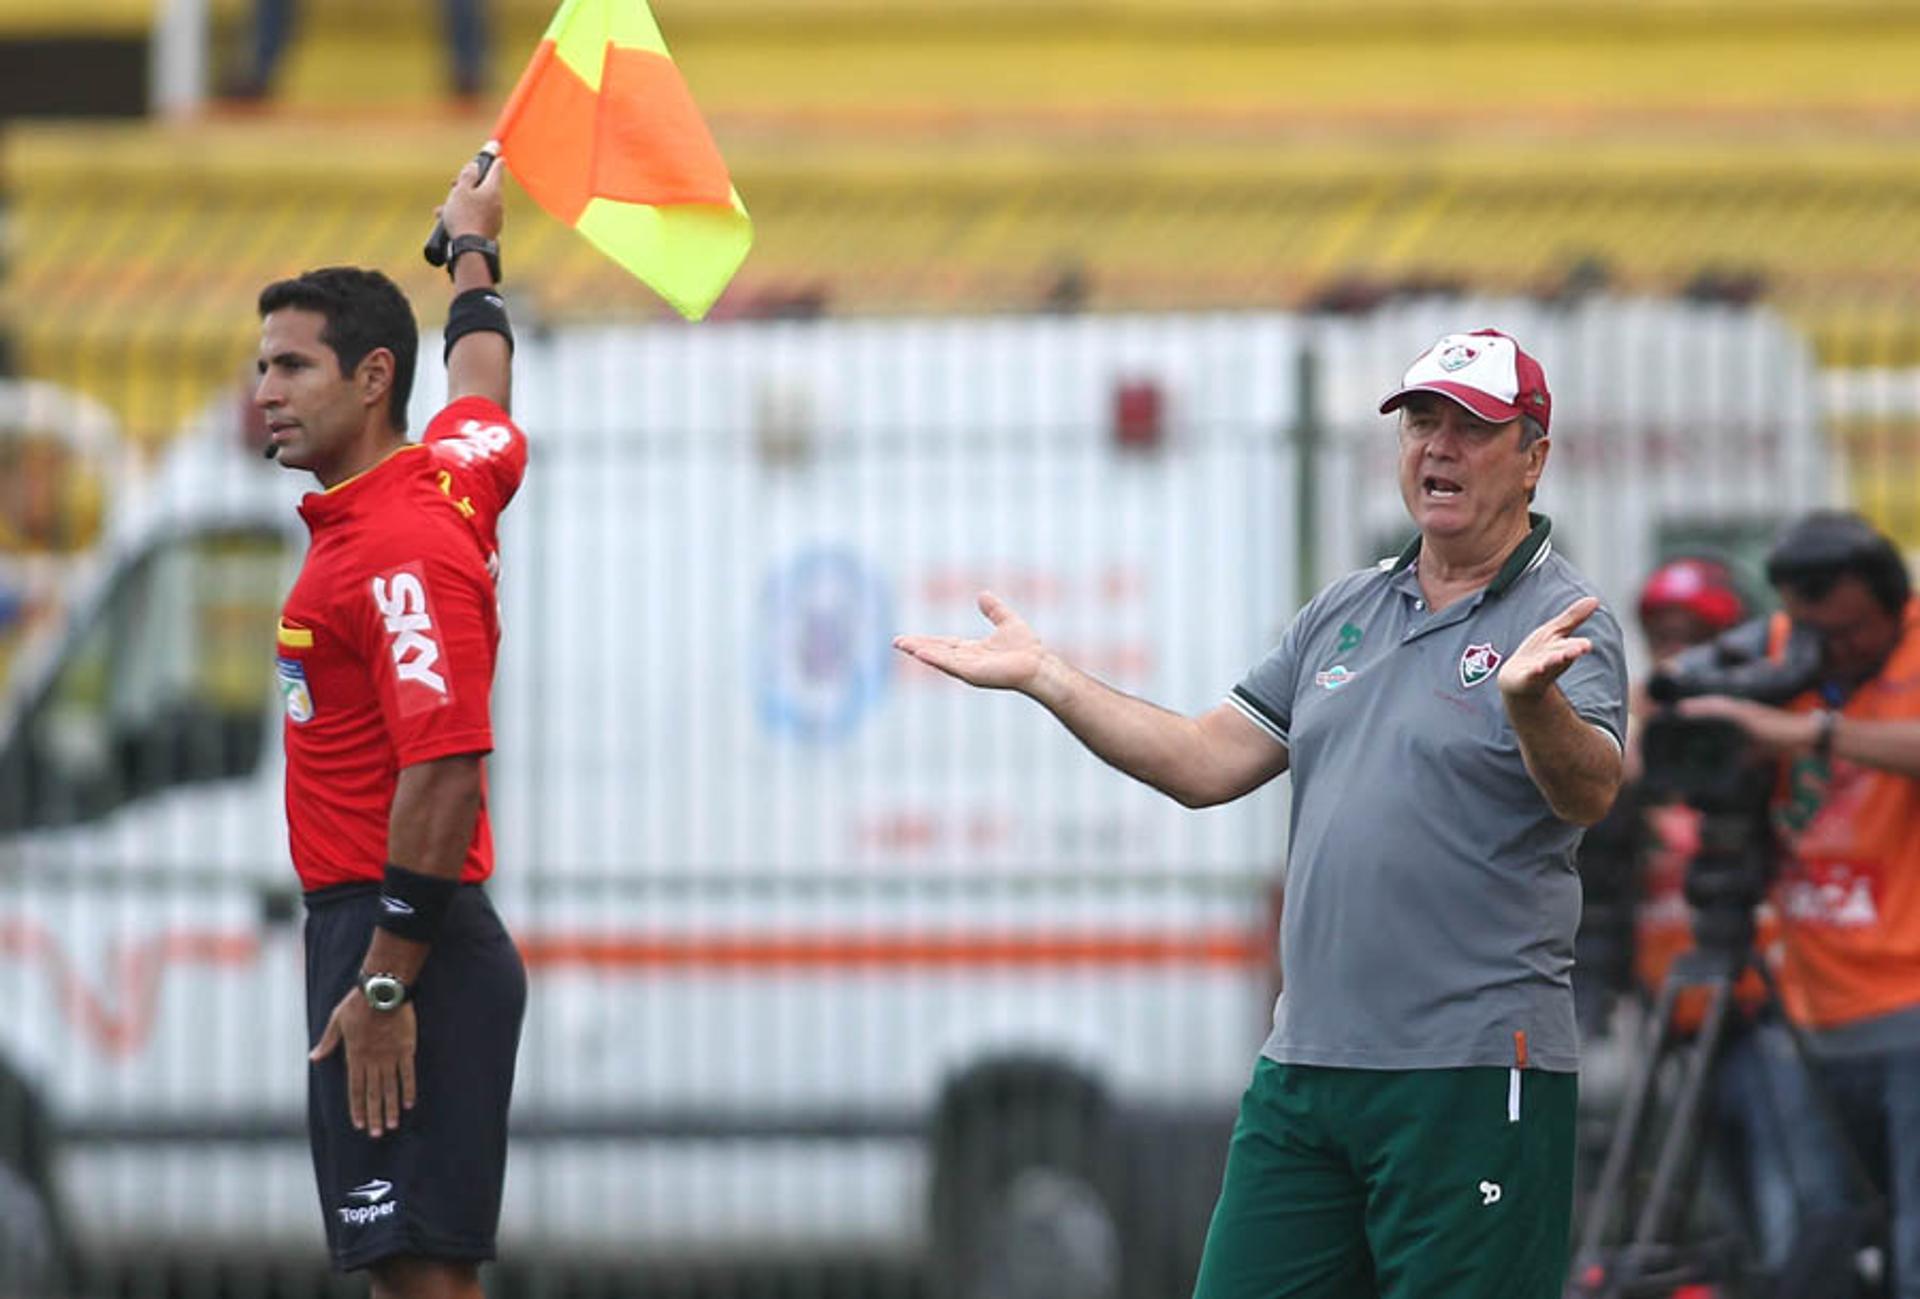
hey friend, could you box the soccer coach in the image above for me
[255,159,526,1298]
[895,330,1628,1297]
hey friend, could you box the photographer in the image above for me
[1578,560,1810,1264]
[1682,511,1920,1298]
[1628,559,1755,1018]
[1575,559,1747,1033]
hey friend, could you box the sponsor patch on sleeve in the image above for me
[370,563,453,716]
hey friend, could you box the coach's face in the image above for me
[254,308,389,484]
[1397,394,1546,545]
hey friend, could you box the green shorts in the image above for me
[1190,1057,1576,1299]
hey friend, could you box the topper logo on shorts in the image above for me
[337,1200,399,1226]
[338,1179,400,1226]
[371,567,449,705]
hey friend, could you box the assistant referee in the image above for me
[895,329,1628,1298]
[255,160,526,1298]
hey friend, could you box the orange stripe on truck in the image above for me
[518,929,1270,971]
[5,922,1268,1058]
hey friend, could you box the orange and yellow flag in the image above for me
[493,0,751,320]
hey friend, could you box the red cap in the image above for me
[1378,329,1553,434]
[1637,558,1746,633]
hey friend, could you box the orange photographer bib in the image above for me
[1772,600,1920,1030]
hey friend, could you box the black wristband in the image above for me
[444,286,515,364]
[375,863,459,944]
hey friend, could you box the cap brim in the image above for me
[1378,383,1523,425]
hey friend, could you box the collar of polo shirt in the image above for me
[1393,513,1553,600]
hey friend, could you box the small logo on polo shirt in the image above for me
[1315,666,1355,691]
[1439,343,1480,372]
[1479,1180,1502,1206]
[1337,622,1364,653]
[1459,643,1502,689]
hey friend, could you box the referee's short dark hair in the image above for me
[258,267,418,433]
[1766,510,1911,615]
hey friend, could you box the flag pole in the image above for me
[423,141,502,268]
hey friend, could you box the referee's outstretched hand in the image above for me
[311,990,419,1140]
[894,592,1047,694]
[1498,596,1600,700]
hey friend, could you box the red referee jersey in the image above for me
[276,396,527,891]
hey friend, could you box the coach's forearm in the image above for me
[1505,687,1622,826]
[1028,655,1229,808]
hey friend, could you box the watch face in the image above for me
[362,975,407,1011]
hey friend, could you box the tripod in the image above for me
[1567,897,1884,1298]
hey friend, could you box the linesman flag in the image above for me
[494,0,752,320]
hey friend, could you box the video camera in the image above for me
[1636,616,1824,958]
[1646,615,1820,710]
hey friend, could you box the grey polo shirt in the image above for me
[1230,516,1627,1073]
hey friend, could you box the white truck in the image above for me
[0,301,1832,1296]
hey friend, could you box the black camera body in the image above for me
[1637,616,1824,960]
[1646,615,1822,712]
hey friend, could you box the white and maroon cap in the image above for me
[1378,329,1552,435]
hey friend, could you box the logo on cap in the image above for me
[1438,343,1480,373]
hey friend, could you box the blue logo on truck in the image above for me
[757,548,895,743]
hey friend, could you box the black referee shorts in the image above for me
[304,882,527,1272]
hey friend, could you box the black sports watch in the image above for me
[360,971,409,1013]
[445,233,501,284]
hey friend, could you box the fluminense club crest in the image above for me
[1459,643,1502,689]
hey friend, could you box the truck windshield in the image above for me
[0,527,291,832]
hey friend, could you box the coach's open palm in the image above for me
[1499,596,1600,700]
[894,592,1046,693]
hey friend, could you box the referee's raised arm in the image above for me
[437,157,512,412]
